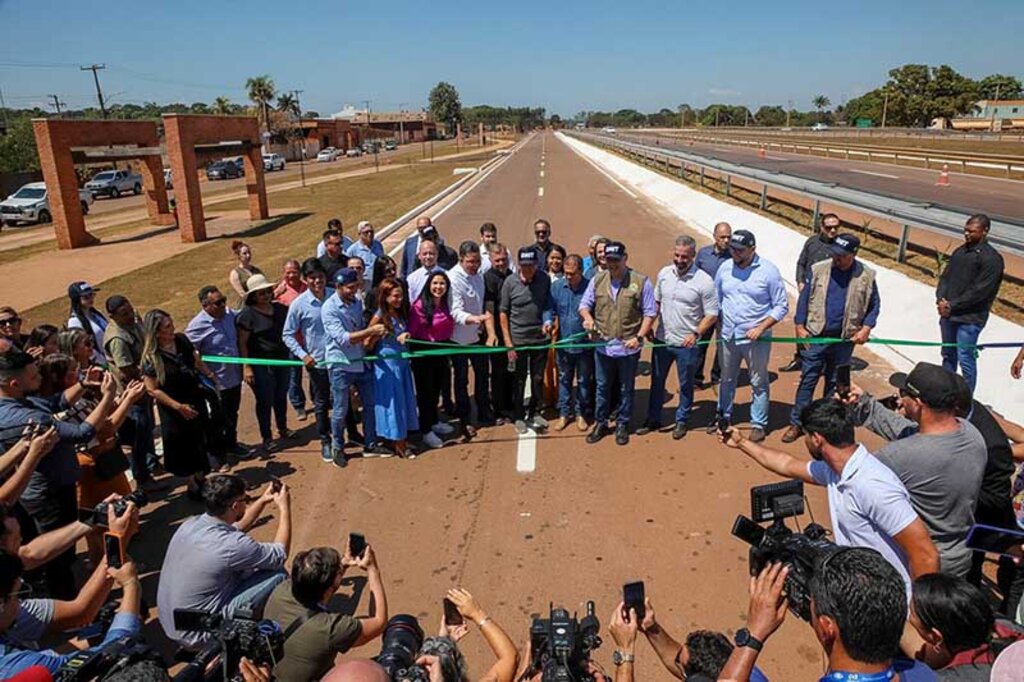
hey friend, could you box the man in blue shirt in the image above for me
[345,221,385,285]
[693,222,732,390]
[549,255,592,432]
[283,259,335,461]
[321,268,388,467]
[783,234,880,443]
[714,230,789,443]
[186,285,247,460]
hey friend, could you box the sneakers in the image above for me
[636,421,659,436]
[615,424,629,446]
[780,357,802,373]
[432,421,456,436]
[748,427,767,443]
[513,420,529,435]
[320,442,333,463]
[423,432,445,449]
[554,416,570,431]
[586,423,609,444]
[576,416,590,432]
[781,425,803,444]
[527,414,548,432]
[707,414,727,435]
[363,443,393,458]
[672,423,688,440]
[296,407,308,421]
[332,450,348,468]
[277,429,296,441]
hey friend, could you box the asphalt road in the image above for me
[624,132,1024,222]
[134,132,909,679]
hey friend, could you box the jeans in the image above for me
[222,569,288,619]
[647,344,698,425]
[789,338,854,426]
[595,352,640,426]
[18,485,78,600]
[939,318,984,392]
[250,365,289,441]
[694,325,721,383]
[118,399,158,482]
[512,348,548,421]
[307,366,332,444]
[718,338,772,428]
[287,356,307,411]
[556,350,594,420]
[453,342,494,423]
[329,367,376,450]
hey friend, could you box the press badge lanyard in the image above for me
[819,668,896,682]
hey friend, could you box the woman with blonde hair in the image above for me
[227,240,263,302]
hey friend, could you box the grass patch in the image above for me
[21,160,470,328]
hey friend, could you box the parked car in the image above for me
[0,182,93,226]
[345,147,362,158]
[262,153,286,171]
[206,161,241,181]
[163,168,173,189]
[362,140,381,154]
[223,156,246,176]
[316,147,338,162]
[84,169,143,198]
[602,126,617,134]
[811,123,829,131]
[384,139,397,151]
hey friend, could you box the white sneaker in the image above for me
[432,422,455,436]
[423,432,444,449]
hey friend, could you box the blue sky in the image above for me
[1,0,1020,117]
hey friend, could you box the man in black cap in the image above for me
[782,233,880,443]
[781,213,844,373]
[499,247,553,434]
[845,362,987,577]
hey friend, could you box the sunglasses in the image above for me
[208,298,228,307]
[535,230,550,236]
[0,318,20,326]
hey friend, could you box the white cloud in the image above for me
[708,88,741,97]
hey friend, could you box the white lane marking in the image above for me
[563,137,638,198]
[849,168,900,180]
[516,368,537,472]
[541,161,545,167]
[540,170,545,178]
[538,186,544,197]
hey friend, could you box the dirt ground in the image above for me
[108,132,951,680]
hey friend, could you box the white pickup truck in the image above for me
[0,182,94,226]
[84,169,143,198]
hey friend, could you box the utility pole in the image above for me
[80,64,108,118]
[292,90,306,188]
[49,94,65,117]
[881,89,890,129]
[744,108,749,127]
[362,99,379,172]
[990,84,1001,131]
[398,102,408,144]
[0,86,9,131]
[786,99,793,128]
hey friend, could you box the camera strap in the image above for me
[818,668,895,682]
[282,608,319,641]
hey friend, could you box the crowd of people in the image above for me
[0,208,1021,681]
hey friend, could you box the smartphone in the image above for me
[717,417,730,434]
[836,365,852,399]
[965,524,1024,558]
[348,533,366,560]
[270,478,282,494]
[443,598,464,626]
[104,532,124,569]
[623,581,646,622]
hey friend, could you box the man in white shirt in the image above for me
[449,241,498,433]
[722,398,938,597]
[407,240,444,302]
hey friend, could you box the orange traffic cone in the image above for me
[758,146,767,159]
[935,164,950,187]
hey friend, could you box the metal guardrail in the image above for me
[569,131,1024,260]
[636,131,1024,177]
[651,126,1024,143]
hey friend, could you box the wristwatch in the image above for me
[612,650,635,666]
[734,628,763,652]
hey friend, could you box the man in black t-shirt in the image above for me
[484,244,515,423]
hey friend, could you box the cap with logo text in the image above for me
[334,268,360,286]
[888,362,959,409]
[517,247,539,265]
[730,230,756,249]
[604,241,626,260]
[831,233,861,256]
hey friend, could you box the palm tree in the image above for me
[213,96,232,115]
[245,75,276,134]
[812,95,832,113]
[276,92,299,117]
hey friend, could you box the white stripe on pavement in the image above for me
[516,429,538,473]
[849,168,901,180]
[540,170,545,178]
[538,186,544,197]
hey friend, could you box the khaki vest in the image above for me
[805,259,876,338]
[593,269,648,340]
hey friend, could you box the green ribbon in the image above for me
[202,333,1022,368]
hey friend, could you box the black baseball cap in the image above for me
[831,233,861,256]
[105,295,130,315]
[517,247,538,265]
[730,230,756,249]
[888,362,960,409]
[604,241,626,260]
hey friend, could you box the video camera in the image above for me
[171,608,284,682]
[375,615,429,682]
[731,481,837,621]
[79,489,148,529]
[528,602,602,682]
[54,633,165,681]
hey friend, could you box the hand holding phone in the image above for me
[270,478,282,494]
[717,417,731,434]
[443,597,464,626]
[104,532,125,569]
[348,533,366,560]
[836,364,852,400]
[623,581,646,622]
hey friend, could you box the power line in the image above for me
[80,64,107,118]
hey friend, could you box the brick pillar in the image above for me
[32,120,98,249]
[139,153,174,226]
[164,116,206,242]
[479,123,485,146]
[244,146,269,221]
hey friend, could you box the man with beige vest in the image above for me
[782,233,880,443]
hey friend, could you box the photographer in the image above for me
[427,588,518,682]
[607,602,637,682]
[264,544,388,681]
[845,363,987,577]
[157,474,290,647]
[0,349,118,598]
[0,549,144,677]
[0,426,58,507]
[723,398,939,595]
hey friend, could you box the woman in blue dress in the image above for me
[368,277,419,458]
